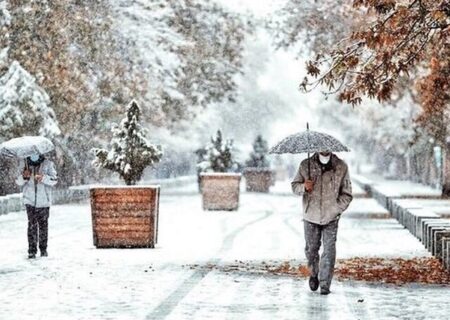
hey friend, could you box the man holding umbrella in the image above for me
[270,125,352,295]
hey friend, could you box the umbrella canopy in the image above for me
[0,136,55,158]
[269,130,350,154]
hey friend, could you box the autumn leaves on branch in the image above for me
[300,0,449,137]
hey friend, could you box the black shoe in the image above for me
[309,276,319,291]
[28,253,36,259]
[320,287,331,295]
[40,250,48,257]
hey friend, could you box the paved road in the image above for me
[0,184,448,319]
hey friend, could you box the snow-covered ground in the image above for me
[0,181,448,319]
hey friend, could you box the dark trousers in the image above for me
[304,219,339,290]
[26,205,50,255]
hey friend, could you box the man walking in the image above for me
[291,151,352,295]
[16,153,57,259]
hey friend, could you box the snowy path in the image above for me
[0,183,449,319]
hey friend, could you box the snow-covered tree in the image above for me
[269,0,354,55]
[273,0,448,144]
[3,1,123,133]
[198,130,239,173]
[246,135,270,168]
[0,61,60,140]
[0,0,250,190]
[112,0,249,127]
[93,100,163,185]
[0,1,10,26]
[0,0,10,71]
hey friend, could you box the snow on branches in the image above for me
[93,100,163,185]
[0,1,10,27]
[112,0,248,126]
[0,61,60,141]
[299,0,450,108]
[198,130,239,173]
[274,0,449,143]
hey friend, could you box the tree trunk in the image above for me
[421,153,429,185]
[442,141,450,197]
[406,151,412,180]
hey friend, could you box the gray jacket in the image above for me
[291,153,353,225]
[16,159,58,208]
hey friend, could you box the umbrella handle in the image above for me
[307,122,311,180]
[307,152,311,180]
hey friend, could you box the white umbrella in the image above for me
[0,136,55,158]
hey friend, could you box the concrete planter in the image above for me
[243,168,273,193]
[201,173,241,211]
[90,186,160,248]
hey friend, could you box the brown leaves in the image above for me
[336,257,450,285]
[188,258,450,285]
[296,0,450,147]
[306,61,321,78]
[415,46,450,142]
[353,0,396,14]
[339,90,363,106]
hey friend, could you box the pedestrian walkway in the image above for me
[0,182,448,319]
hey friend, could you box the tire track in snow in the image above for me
[146,210,274,320]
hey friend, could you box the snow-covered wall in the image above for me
[0,175,196,216]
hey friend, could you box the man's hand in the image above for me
[35,174,44,183]
[23,170,31,179]
[305,179,314,193]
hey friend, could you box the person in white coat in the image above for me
[16,154,57,259]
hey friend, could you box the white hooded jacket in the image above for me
[15,159,58,208]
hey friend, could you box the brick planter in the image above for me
[243,168,273,193]
[201,173,241,211]
[90,186,160,248]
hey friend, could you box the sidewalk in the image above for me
[0,182,448,319]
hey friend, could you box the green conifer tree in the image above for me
[93,100,163,185]
[246,135,270,168]
[198,130,238,173]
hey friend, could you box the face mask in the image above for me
[319,154,331,164]
[30,154,40,162]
